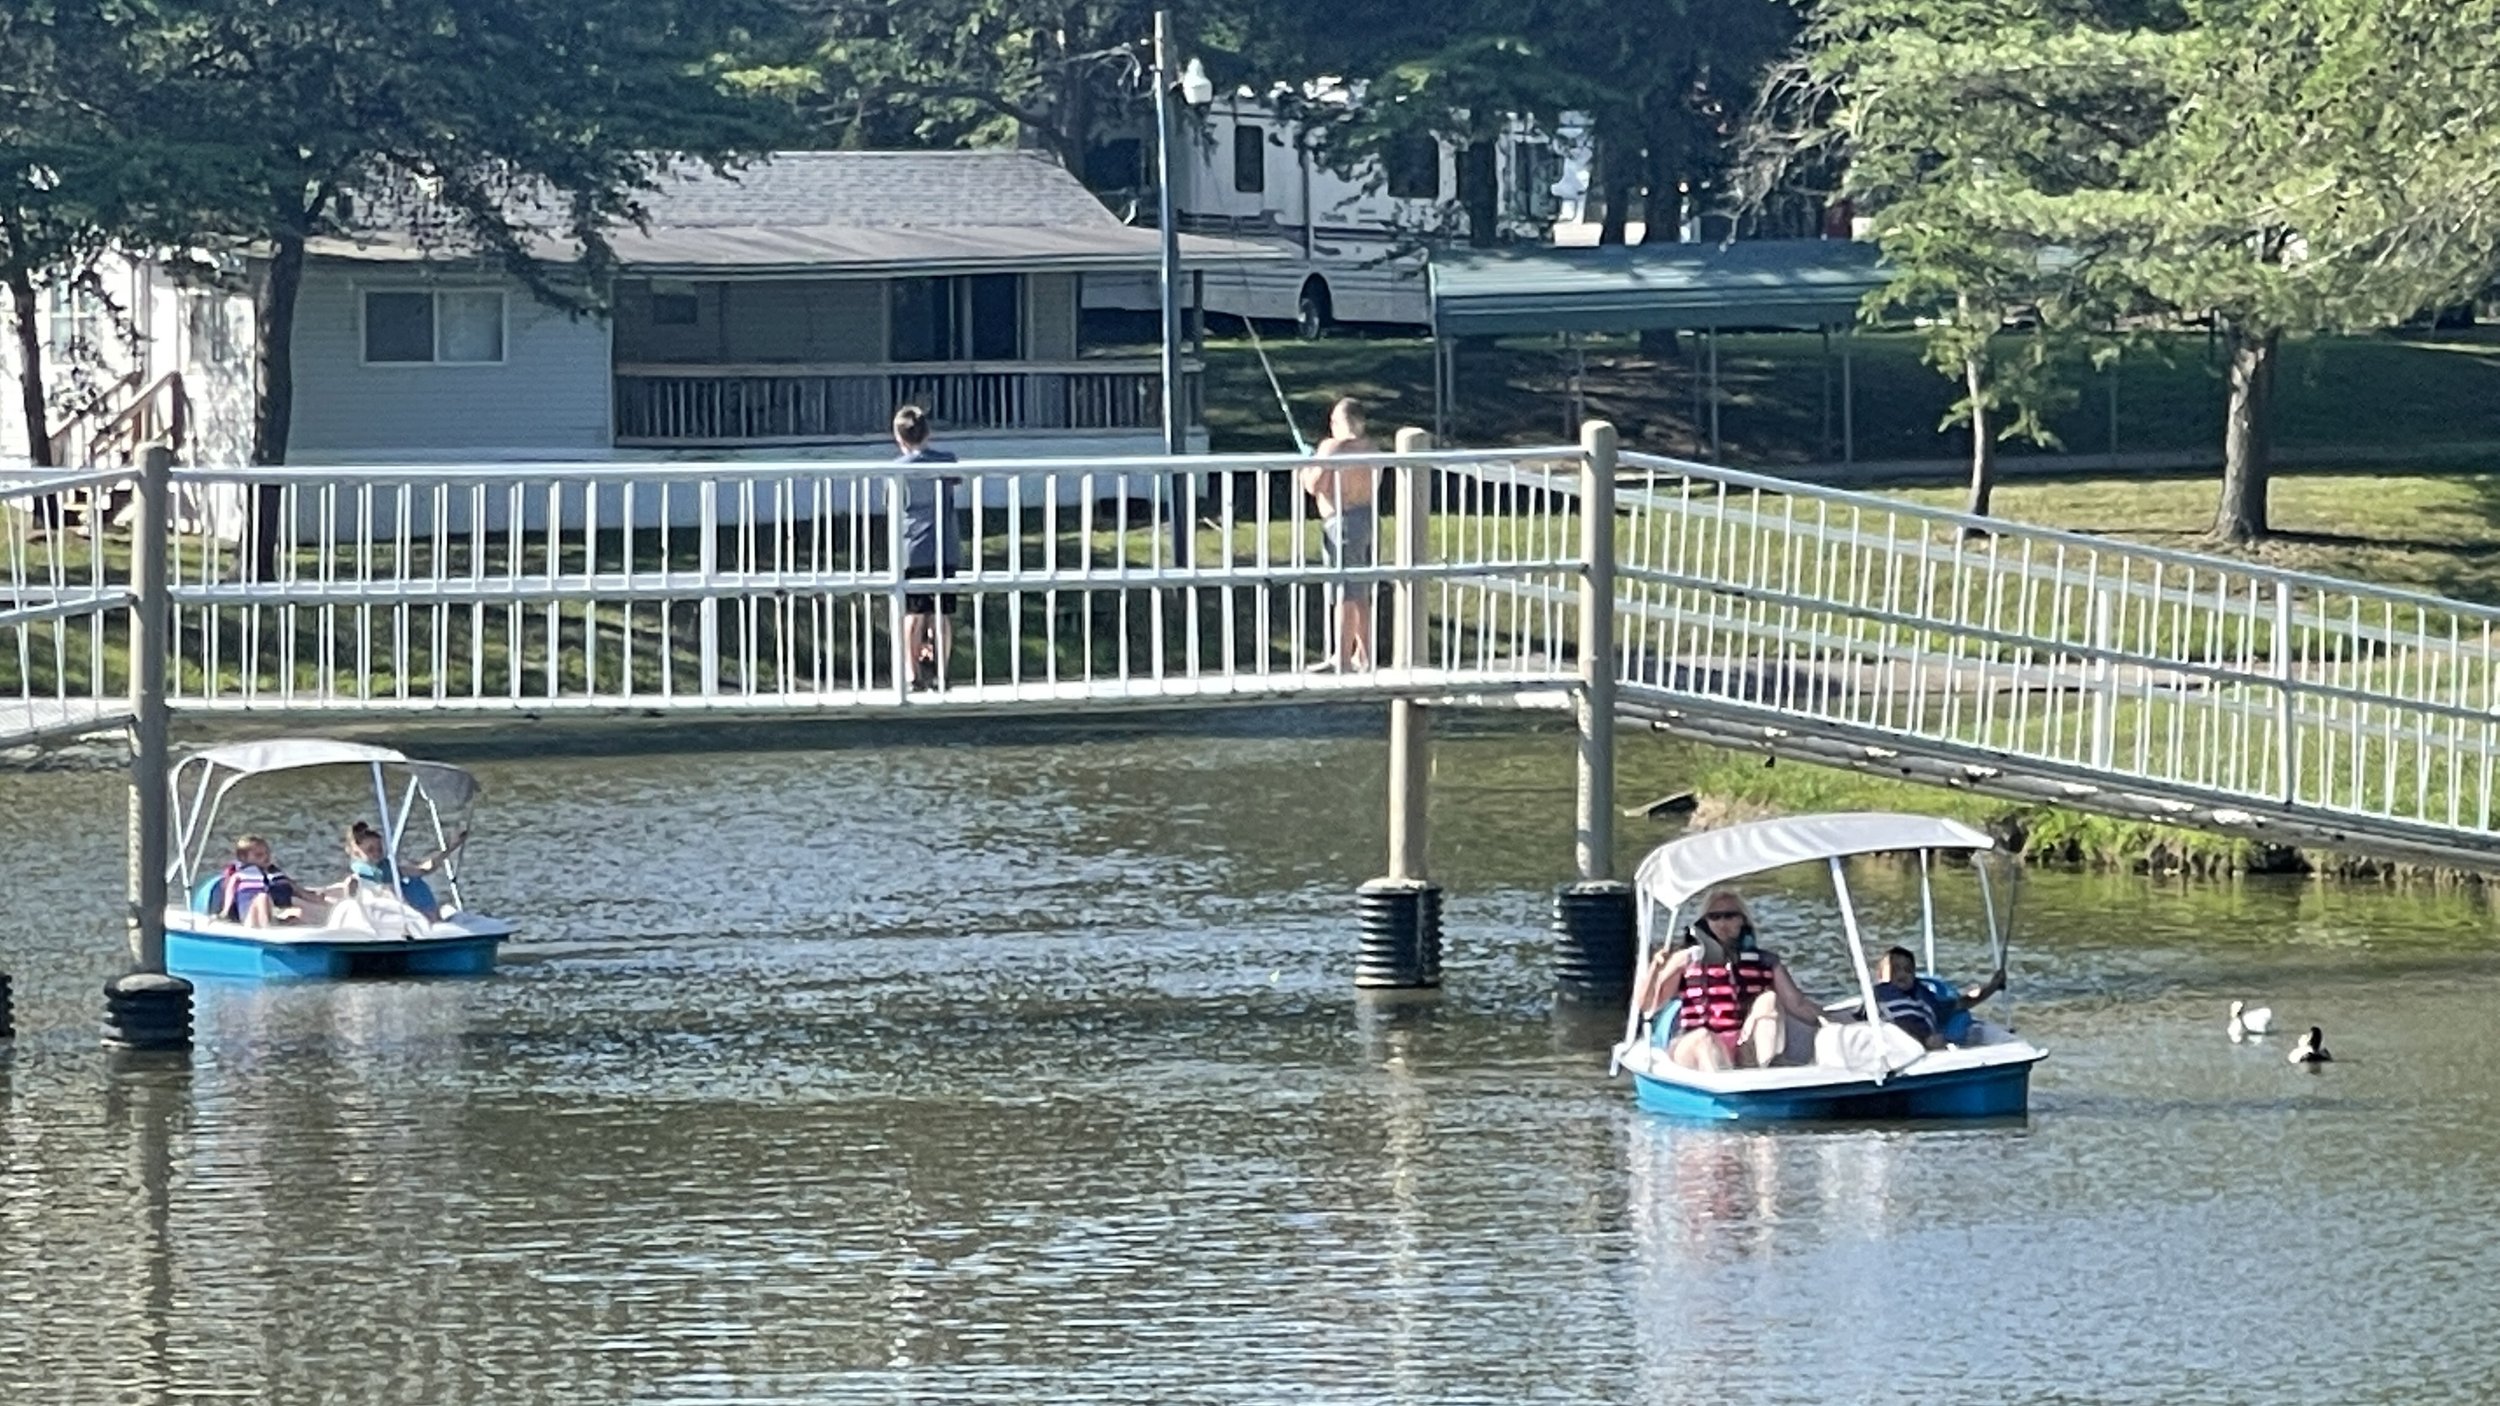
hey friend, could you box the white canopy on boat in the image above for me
[1634,812,1995,911]
[168,737,484,890]
[185,738,412,776]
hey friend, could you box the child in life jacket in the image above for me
[327,820,461,921]
[219,833,299,926]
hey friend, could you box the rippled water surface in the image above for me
[4,719,2499,1404]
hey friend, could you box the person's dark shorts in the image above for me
[1323,510,1378,608]
[1322,509,1376,569]
[904,562,958,616]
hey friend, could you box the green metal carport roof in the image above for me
[1428,239,1889,336]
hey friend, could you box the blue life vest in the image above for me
[1924,976,1975,1043]
[352,860,437,914]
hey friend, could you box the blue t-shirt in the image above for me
[898,447,961,571]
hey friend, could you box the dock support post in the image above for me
[1357,427,1442,990]
[1555,421,1635,1001]
[105,444,191,1053]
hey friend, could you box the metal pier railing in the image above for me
[1613,450,2500,869]
[7,433,2500,870]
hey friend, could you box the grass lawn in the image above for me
[1193,326,2500,466]
[1891,471,2500,605]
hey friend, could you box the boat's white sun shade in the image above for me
[1634,811,1995,911]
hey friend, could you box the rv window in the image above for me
[1233,125,1267,194]
[1385,137,1440,200]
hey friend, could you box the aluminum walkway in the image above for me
[6,436,2499,872]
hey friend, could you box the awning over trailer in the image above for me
[1428,239,1890,337]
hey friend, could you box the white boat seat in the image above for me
[1813,1021,1928,1076]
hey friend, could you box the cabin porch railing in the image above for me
[612,359,1200,446]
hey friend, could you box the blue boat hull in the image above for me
[166,927,503,981]
[1633,1057,2038,1123]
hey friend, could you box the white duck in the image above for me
[2291,1026,2333,1065]
[2227,1000,2275,1043]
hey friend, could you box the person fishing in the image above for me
[1297,397,1378,672]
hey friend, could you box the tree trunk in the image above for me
[2213,324,2278,544]
[1055,69,1094,178]
[1964,350,1996,522]
[1460,141,1499,248]
[1636,137,1682,354]
[6,260,51,471]
[1640,136,1681,244]
[250,230,306,580]
[1597,141,1632,246]
[6,257,65,531]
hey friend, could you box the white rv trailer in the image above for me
[1082,91,1583,335]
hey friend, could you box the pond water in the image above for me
[1,717,2496,1404]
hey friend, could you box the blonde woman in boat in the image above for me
[1636,889,1828,1071]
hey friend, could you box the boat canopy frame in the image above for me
[167,738,479,913]
[1620,812,2012,1060]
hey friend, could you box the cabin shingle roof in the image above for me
[640,151,1124,232]
[307,149,1275,276]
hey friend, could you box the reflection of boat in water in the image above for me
[1613,813,2046,1122]
[163,739,514,981]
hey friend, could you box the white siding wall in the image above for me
[0,255,154,466]
[178,281,257,471]
[286,262,611,463]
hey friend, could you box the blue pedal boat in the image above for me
[1613,812,2046,1123]
[164,739,515,981]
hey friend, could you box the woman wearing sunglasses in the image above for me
[1634,889,1828,1072]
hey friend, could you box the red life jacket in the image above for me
[1677,950,1775,1035]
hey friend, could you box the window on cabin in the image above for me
[1385,136,1441,200]
[966,274,1020,360]
[46,284,104,355]
[436,291,504,363]
[186,292,239,364]
[889,275,1023,362]
[363,289,505,364]
[363,292,434,363]
[1233,125,1267,194]
[651,290,700,326]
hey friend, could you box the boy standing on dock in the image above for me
[894,406,961,692]
[1299,397,1378,672]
